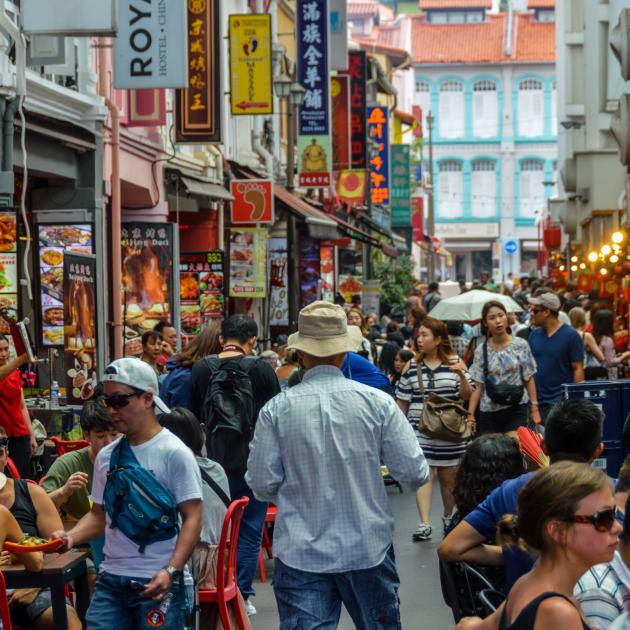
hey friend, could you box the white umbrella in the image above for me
[428,290,524,321]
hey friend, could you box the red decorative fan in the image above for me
[517,427,549,469]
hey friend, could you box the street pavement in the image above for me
[249,484,454,628]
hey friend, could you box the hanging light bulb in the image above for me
[579,263,586,269]
[612,231,624,244]
[601,244,612,256]
[600,268,608,275]
[559,265,566,271]
[570,255,578,263]
[588,251,599,262]
[571,265,578,271]
[610,254,620,263]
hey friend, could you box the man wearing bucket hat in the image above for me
[247,302,429,629]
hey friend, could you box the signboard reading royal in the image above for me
[114,0,188,88]
[22,0,116,35]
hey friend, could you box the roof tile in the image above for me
[420,0,492,8]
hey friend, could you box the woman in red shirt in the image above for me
[0,334,37,478]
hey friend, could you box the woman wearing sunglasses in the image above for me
[457,461,622,629]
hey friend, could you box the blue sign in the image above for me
[504,240,518,255]
[297,0,330,136]
[367,105,390,205]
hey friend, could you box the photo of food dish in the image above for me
[0,213,16,252]
[0,259,14,293]
[199,271,223,290]
[0,296,16,335]
[39,225,91,248]
[41,267,63,292]
[180,272,200,300]
[200,293,223,314]
[181,305,201,334]
[41,248,64,267]
[42,307,64,326]
[43,327,64,345]
[230,264,254,281]
[230,246,254,263]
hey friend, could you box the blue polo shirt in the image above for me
[528,323,584,404]
[341,353,393,394]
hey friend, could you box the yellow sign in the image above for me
[229,14,273,116]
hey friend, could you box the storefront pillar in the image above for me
[287,212,300,333]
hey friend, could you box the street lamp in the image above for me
[273,73,292,99]
[290,82,306,107]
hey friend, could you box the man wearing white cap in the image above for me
[53,358,202,630]
[247,301,429,629]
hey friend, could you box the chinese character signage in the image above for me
[331,75,350,171]
[127,89,166,127]
[230,179,274,224]
[180,251,224,336]
[38,224,93,347]
[344,51,368,169]
[367,106,390,205]
[114,0,188,88]
[176,0,222,143]
[229,228,267,298]
[391,145,411,228]
[297,0,331,188]
[229,14,273,116]
[121,223,174,356]
[63,252,97,405]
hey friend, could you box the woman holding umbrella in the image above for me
[467,300,540,437]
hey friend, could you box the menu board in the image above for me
[37,224,93,347]
[0,212,18,347]
[228,228,267,298]
[179,251,225,336]
[63,253,97,405]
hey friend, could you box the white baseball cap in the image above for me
[102,357,170,414]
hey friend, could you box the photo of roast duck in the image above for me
[69,280,94,341]
[123,246,167,310]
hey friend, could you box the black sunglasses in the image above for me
[102,392,142,410]
[570,507,617,532]
[0,439,8,449]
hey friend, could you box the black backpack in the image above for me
[201,355,259,473]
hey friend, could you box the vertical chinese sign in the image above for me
[229,14,273,116]
[297,0,331,188]
[176,0,221,143]
[344,50,368,169]
[331,75,350,172]
[390,145,411,228]
[367,105,390,205]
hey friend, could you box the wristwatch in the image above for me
[163,564,182,582]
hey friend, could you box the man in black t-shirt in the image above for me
[191,315,280,616]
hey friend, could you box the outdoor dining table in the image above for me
[1,550,89,629]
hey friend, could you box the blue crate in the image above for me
[564,381,623,442]
[593,440,625,479]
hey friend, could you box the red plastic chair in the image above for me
[258,505,276,583]
[198,497,250,630]
[0,570,12,629]
[4,457,20,479]
[51,437,88,456]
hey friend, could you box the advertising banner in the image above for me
[367,106,390,205]
[391,145,411,228]
[180,251,224,337]
[329,0,348,71]
[320,245,334,303]
[63,252,97,405]
[127,89,167,127]
[297,0,331,188]
[114,0,187,88]
[331,75,350,172]
[344,51,368,169]
[230,180,274,224]
[229,228,267,298]
[337,170,366,205]
[38,224,93,347]
[0,214,17,354]
[176,0,222,143]
[268,238,288,326]
[412,197,425,243]
[300,237,320,308]
[121,223,174,357]
[229,14,273,116]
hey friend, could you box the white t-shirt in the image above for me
[91,428,202,578]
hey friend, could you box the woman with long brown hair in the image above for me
[159,323,222,410]
[346,307,376,363]
[396,316,472,542]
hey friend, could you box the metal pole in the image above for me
[286,99,300,332]
[427,111,435,282]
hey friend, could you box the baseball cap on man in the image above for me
[528,292,561,312]
[102,357,170,414]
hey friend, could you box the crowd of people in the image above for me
[0,274,629,628]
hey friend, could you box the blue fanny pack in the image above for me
[103,437,179,553]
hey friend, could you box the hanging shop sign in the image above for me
[337,170,366,205]
[0,212,17,347]
[180,251,224,337]
[329,0,348,71]
[127,89,166,127]
[391,145,411,228]
[114,0,187,88]
[268,238,288,326]
[297,0,331,188]
[320,244,334,303]
[331,75,350,172]
[300,237,321,308]
[412,197,425,243]
[229,14,273,116]
[121,223,174,357]
[63,252,97,405]
[37,224,93,347]
[230,179,274,224]
[367,106,390,205]
[22,0,116,35]
[344,51,368,170]
[229,228,267,298]
[176,0,222,143]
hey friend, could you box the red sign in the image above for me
[337,170,366,205]
[412,105,423,139]
[343,51,368,169]
[230,180,274,224]
[331,76,350,172]
[412,197,424,242]
[127,90,166,128]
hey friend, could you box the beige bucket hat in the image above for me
[287,301,364,357]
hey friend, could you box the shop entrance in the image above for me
[453,250,492,282]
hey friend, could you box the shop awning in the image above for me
[274,185,339,240]
[166,166,233,201]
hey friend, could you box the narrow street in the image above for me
[252,485,453,629]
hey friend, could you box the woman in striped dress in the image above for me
[396,317,473,542]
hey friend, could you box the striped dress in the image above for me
[396,358,471,467]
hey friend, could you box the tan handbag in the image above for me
[417,363,471,442]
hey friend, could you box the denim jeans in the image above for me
[273,546,402,629]
[227,472,268,599]
[86,571,186,630]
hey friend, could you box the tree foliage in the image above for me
[373,254,416,310]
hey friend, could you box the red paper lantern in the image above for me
[543,226,562,249]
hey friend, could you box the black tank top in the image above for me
[499,592,591,629]
[9,479,38,537]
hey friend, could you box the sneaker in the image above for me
[412,523,432,541]
[244,599,257,617]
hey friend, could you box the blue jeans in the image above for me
[86,572,186,630]
[227,472,268,599]
[273,546,402,629]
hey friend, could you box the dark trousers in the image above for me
[538,403,555,426]
[9,435,31,479]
